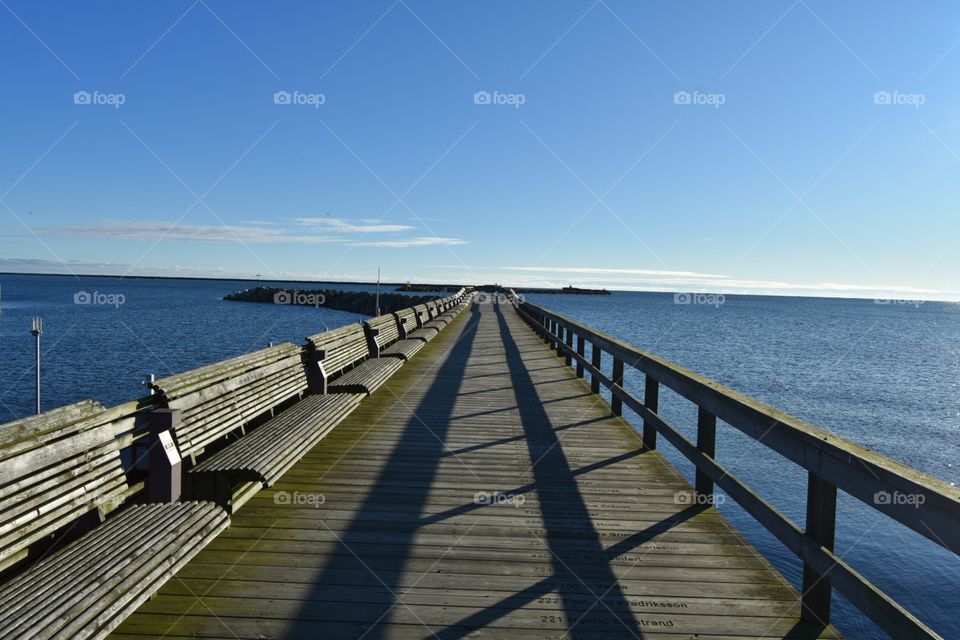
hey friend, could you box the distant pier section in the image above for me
[399,283,612,295]
[224,286,439,315]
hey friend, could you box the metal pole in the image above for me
[31,317,42,414]
[142,373,156,396]
[375,267,381,316]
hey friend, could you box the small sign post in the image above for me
[148,409,183,502]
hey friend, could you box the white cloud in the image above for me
[0,257,385,282]
[41,218,460,247]
[294,217,414,233]
[356,236,468,248]
[433,265,959,301]
[44,220,344,244]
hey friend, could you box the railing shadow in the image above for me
[488,301,644,638]
[286,304,482,639]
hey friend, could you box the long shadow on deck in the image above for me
[492,301,644,638]
[286,304,482,639]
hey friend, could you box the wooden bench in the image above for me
[152,342,361,510]
[0,401,228,639]
[436,297,464,322]
[307,323,403,396]
[394,307,435,343]
[421,300,450,331]
[365,313,424,361]
[413,304,441,340]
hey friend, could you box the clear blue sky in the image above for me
[2,1,959,299]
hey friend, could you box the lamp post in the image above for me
[31,316,42,414]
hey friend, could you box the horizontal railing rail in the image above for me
[507,291,959,640]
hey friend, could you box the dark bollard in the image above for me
[148,408,182,502]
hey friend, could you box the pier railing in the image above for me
[509,292,960,640]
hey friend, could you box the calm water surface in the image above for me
[0,274,385,417]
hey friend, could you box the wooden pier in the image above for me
[110,299,835,639]
[2,290,958,639]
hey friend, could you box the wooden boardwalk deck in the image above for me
[112,300,839,639]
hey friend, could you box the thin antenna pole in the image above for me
[376,268,381,316]
[31,317,42,414]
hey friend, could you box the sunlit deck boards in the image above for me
[112,300,840,639]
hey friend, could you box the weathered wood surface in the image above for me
[152,343,308,459]
[111,299,838,639]
[190,393,362,486]
[0,501,229,640]
[0,400,129,569]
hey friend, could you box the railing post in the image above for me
[696,408,717,501]
[590,344,601,393]
[564,326,573,366]
[611,358,624,416]
[575,335,585,378]
[643,375,659,450]
[802,472,837,625]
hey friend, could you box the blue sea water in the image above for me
[525,291,960,640]
[0,273,386,418]
[0,275,956,638]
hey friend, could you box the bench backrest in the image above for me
[414,304,430,326]
[152,343,307,459]
[307,323,371,378]
[364,314,401,352]
[393,308,418,338]
[0,400,130,567]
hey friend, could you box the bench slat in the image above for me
[153,345,309,460]
[329,359,403,395]
[0,402,129,567]
[306,324,371,377]
[0,502,228,640]
[190,394,362,487]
